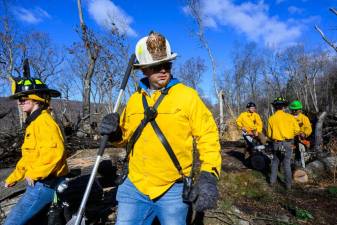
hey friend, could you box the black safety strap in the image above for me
[125,89,169,158]
[142,94,184,176]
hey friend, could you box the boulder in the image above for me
[305,156,337,179]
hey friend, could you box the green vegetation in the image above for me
[327,186,337,197]
[220,170,272,202]
[284,204,313,221]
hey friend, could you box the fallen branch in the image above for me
[252,216,289,223]
[203,214,232,224]
[207,210,235,224]
[210,209,253,224]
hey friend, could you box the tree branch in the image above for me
[315,25,337,53]
[329,7,337,16]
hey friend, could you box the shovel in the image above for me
[67,53,136,225]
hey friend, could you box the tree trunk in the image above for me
[82,77,91,132]
[77,0,99,133]
[315,111,327,154]
[218,90,225,137]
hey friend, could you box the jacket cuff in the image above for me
[200,167,220,180]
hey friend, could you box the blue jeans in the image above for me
[4,182,55,225]
[270,141,293,188]
[116,178,189,225]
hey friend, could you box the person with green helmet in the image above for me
[267,97,300,190]
[289,100,312,138]
[3,76,68,225]
[289,100,312,168]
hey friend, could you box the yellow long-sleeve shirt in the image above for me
[293,113,312,137]
[6,110,68,184]
[117,80,221,199]
[267,110,300,141]
[236,111,263,133]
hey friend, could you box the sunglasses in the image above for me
[18,98,30,104]
[148,62,172,72]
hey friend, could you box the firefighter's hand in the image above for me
[4,181,16,188]
[100,113,120,136]
[191,171,219,212]
[25,177,34,186]
[299,133,306,139]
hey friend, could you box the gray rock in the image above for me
[305,156,337,179]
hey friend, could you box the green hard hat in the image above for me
[289,100,303,110]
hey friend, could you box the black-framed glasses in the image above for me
[18,98,29,104]
[149,62,172,72]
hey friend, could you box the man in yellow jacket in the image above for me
[289,100,312,168]
[236,102,266,144]
[100,31,221,225]
[289,100,312,138]
[3,77,68,225]
[267,97,300,190]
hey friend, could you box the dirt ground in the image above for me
[1,144,337,225]
[205,144,337,225]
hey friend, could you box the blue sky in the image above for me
[4,0,337,99]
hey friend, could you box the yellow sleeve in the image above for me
[292,117,301,137]
[189,92,221,178]
[5,158,26,184]
[255,114,263,133]
[236,114,243,130]
[113,107,129,147]
[267,118,272,139]
[302,116,312,137]
[25,120,66,180]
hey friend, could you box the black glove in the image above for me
[191,171,219,212]
[100,113,121,141]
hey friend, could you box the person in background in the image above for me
[3,77,68,225]
[100,31,221,225]
[289,100,312,168]
[267,97,300,190]
[236,102,267,145]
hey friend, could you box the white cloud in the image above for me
[88,0,136,37]
[288,6,303,14]
[14,6,51,24]
[184,0,303,48]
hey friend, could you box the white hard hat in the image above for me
[134,31,177,68]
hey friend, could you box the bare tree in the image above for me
[186,0,219,94]
[22,32,64,82]
[76,0,101,131]
[186,0,228,136]
[176,57,206,93]
[315,8,337,53]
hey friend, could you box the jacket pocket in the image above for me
[21,133,36,150]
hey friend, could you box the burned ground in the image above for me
[1,143,337,225]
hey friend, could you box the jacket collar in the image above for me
[25,108,45,128]
[139,77,180,94]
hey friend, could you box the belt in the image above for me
[38,177,62,188]
[274,139,293,142]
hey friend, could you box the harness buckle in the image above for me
[144,106,158,122]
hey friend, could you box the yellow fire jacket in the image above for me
[236,111,263,133]
[118,79,221,199]
[6,110,68,184]
[267,110,300,141]
[293,113,312,137]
